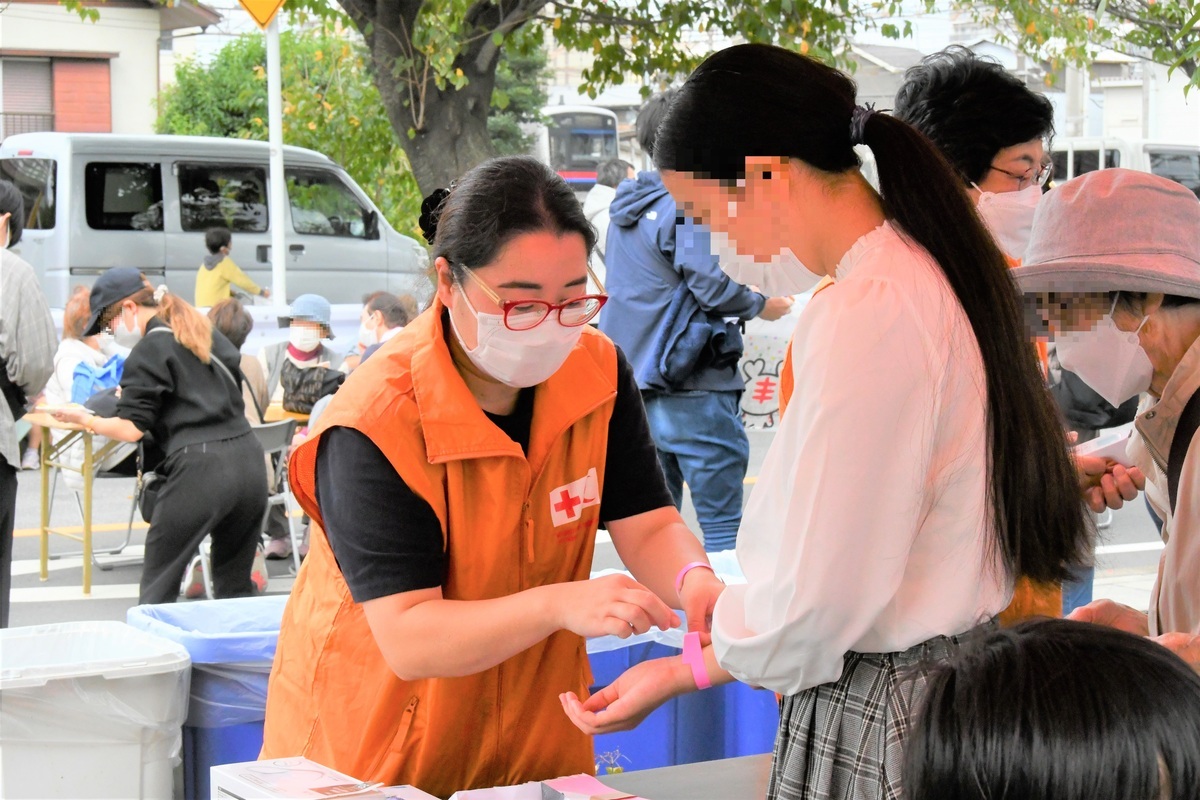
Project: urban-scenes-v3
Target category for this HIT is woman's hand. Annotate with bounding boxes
[560,656,693,735]
[554,574,679,639]
[1076,455,1145,513]
[1068,598,1150,637]
[678,568,726,645]
[49,407,93,428]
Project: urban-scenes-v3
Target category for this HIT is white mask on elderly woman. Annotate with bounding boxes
[289,326,323,353]
[1055,298,1153,407]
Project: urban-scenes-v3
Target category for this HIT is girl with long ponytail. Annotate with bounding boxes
[560,44,1090,799]
[50,268,268,604]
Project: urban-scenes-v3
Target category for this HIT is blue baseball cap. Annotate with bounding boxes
[279,293,334,338]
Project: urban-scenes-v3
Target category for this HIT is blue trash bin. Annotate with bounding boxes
[127,595,289,800]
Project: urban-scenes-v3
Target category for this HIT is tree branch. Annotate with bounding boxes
[472,0,548,73]
[545,0,664,30]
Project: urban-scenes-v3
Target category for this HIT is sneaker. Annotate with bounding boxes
[20,449,39,470]
[250,546,269,593]
[183,555,206,599]
[263,537,292,560]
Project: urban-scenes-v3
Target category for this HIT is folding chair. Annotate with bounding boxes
[251,419,302,573]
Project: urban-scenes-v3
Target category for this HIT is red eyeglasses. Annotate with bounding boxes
[458,265,608,331]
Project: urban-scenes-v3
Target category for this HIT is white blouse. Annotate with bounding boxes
[711,222,1011,696]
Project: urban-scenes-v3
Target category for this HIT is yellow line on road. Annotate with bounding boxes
[14,522,147,539]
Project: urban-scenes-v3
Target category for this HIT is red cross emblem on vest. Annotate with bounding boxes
[549,468,600,527]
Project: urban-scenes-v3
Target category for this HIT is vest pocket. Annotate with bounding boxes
[365,695,419,780]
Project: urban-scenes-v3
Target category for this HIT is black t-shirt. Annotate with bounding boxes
[315,347,674,603]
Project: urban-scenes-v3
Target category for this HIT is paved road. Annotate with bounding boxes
[6,429,1162,628]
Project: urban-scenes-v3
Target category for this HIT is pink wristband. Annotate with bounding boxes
[682,631,711,690]
[675,561,715,595]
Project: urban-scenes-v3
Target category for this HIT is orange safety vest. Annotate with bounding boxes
[261,299,618,798]
[775,273,1060,623]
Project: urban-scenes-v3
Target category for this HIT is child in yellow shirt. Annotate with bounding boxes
[195,227,270,307]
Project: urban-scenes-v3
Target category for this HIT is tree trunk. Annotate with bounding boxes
[344,0,514,198]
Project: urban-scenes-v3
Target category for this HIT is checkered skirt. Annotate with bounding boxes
[766,621,996,800]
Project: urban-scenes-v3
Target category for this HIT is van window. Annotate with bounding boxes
[0,157,55,229]
[85,162,163,231]
[1148,150,1200,198]
[1051,148,1120,180]
[286,168,369,237]
[178,164,268,233]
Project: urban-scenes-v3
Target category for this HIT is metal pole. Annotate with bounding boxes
[266,16,288,305]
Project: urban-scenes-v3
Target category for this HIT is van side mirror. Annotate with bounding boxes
[364,210,380,240]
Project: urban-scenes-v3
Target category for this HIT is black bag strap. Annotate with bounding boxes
[1168,386,1200,516]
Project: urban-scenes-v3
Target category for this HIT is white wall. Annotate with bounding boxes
[0,2,160,134]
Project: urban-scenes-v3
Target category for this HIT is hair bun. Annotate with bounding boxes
[418,187,452,245]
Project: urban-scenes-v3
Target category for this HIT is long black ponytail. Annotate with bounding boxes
[655,43,1089,584]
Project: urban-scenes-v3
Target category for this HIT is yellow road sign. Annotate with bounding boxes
[239,0,286,29]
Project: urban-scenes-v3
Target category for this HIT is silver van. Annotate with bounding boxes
[0,132,430,307]
[1050,137,1200,198]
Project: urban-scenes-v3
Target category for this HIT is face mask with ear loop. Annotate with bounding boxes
[1054,297,1153,407]
[972,183,1042,261]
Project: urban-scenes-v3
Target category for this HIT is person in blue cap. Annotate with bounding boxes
[257,293,342,559]
[258,294,343,405]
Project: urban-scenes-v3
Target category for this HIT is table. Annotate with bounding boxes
[599,754,772,800]
[263,403,309,425]
[24,412,127,595]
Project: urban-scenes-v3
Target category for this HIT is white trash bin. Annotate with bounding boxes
[0,621,191,799]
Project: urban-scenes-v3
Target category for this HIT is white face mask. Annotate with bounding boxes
[112,306,143,348]
[973,183,1042,261]
[448,287,584,388]
[358,318,378,349]
[708,229,821,297]
[1055,300,1153,407]
[95,331,115,352]
[289,326,322,353]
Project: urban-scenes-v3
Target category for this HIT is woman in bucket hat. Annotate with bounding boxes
[1013,168,1200,670]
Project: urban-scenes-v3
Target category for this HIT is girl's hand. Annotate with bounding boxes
[554,574,679,640]
[560,656,693,735]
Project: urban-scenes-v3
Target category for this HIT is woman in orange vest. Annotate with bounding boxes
[260,156,726,797]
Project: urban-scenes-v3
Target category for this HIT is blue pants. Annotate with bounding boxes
[643,390,749,552]
[1062,565,1095,616]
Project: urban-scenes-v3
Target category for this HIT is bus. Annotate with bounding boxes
[530,105,620,195]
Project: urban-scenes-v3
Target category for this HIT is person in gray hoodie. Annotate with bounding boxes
[599,91,792,552]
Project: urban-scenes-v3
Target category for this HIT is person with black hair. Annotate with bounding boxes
[904,618,1200,800]
[600,90,794,553]
[583,157,635,284]
[261,155,726,796]
[561,44,1091,800]
[893,45,1134,617]
[194,226,270,307]
[893,46,1054,264]
[0,179,56,627]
